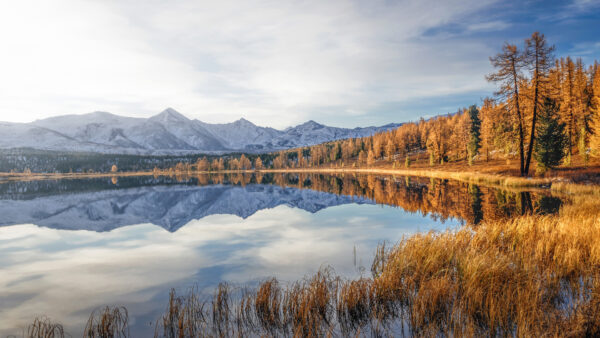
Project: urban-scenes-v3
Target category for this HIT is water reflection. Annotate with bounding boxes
[0,173,563,231]
[0,173,565,335]
[0,204,454,335]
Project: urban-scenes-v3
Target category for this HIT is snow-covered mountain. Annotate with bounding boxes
[0,184,374,232]
[0,108,400,154]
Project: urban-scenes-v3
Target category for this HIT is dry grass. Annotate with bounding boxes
[367,193,600,336]
[84,306,129,338]
[154,287,207,338]
[26,317,65,338]
[550,181,600,196]
[254,278,283,333]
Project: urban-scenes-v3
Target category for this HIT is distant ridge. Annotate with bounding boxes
[0,108,400,154]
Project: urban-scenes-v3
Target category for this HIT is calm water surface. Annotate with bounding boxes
[0,173,563,336]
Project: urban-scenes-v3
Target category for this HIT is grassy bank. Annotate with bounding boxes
[262,167,555,188]
[1,166,593,189]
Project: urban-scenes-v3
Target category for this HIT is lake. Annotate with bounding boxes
[0,173,564,336]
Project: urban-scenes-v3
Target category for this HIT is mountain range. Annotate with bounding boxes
[0,183,373,232]
[0,108,400,154]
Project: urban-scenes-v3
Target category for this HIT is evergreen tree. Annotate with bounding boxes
[467,105,481,165]
[534,98,567,170]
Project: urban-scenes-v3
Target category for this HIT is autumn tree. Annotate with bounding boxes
[175,162,185,172]
[110,164,118,173]
[479,98,497,161]
[358,150,367,166]
[211,158,224,171]
[254,157,263,170]
[367,149,376,166]
[330,143,341,162]
[426,116,450,165]
[341,139,354,160]
[295,148,305,167]
[273,151,287,169]
[574,58,591,162]
[239,154,252,170]
[372,137,382,160]
[487,42,527,175]
[450,110,469,161]
[196,157,209,171]
[560,57,577,164]
[385,137,396,160]
[229,158,240,170]
[310,146,324,167]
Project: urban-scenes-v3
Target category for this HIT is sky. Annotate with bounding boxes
[0,0,599,129]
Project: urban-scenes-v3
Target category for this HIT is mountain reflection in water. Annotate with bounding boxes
[0,173,563,231]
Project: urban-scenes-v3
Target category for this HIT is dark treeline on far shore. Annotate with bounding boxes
[0,148,276,174]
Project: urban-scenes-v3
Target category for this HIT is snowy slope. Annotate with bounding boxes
[0,108,400,154]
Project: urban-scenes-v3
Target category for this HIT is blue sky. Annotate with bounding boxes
[0,0,598,128]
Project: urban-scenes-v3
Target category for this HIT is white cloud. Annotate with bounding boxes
[0,0,499,128]
[467,20,511,32]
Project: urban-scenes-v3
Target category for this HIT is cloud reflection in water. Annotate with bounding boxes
[0,203,455,335]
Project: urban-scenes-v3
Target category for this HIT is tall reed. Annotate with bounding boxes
[26,317,64,338]
[84,306,129,338]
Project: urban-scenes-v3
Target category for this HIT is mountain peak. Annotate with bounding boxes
[233,117,256,127]
[151,108,189,123]
[89,111,114,117]
[298,120,324,128]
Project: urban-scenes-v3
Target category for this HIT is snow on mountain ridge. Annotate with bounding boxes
[1,108,401,154]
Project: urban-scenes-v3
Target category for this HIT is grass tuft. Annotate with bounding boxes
[27,317,65,338]
[84,306,129,338]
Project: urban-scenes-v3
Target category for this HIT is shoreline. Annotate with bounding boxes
[1,167,598,194]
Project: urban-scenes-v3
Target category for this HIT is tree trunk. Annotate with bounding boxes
[512,63,526,176]
[524,54,541,176]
